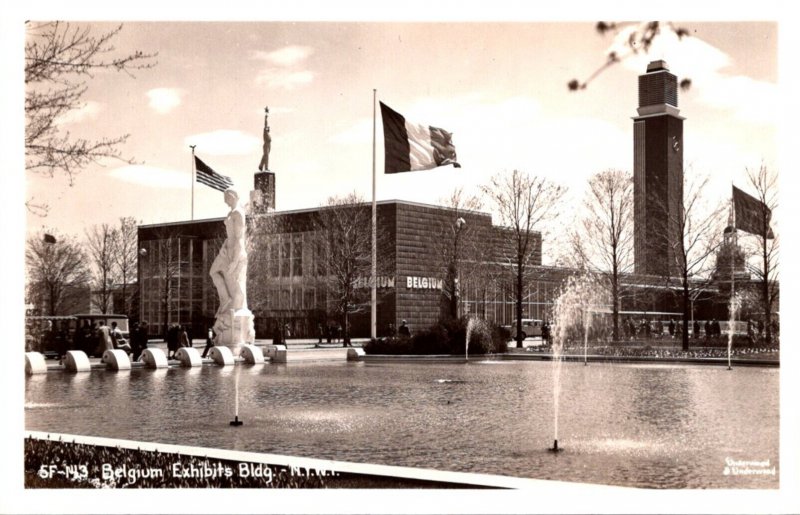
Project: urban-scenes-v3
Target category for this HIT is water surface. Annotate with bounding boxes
[25,360,779,488]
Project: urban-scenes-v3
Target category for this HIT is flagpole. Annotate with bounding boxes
[730,183,735,370]
[731,183,736,298]
[371,89,377,341]
[190,145,197,221]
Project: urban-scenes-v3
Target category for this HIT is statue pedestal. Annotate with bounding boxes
[214,308,255,347]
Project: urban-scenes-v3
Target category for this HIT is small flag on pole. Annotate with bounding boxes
[195,156,234,192]
[733,185,774,238]
[379,102,460,174]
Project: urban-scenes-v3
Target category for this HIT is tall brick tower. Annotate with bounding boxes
[633,60,684,276]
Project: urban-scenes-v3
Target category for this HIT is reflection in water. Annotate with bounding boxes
[24,361,778,488]
[631,367,695,430]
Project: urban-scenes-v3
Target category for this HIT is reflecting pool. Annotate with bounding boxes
[25,360,779,488]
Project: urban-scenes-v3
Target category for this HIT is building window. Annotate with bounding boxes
[269,241,279,277]
[314,240,327,277]
[291,233,303,277]
[303,288,315,310]
[281,240,291,278]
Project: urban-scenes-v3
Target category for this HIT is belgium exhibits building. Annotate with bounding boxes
[137,198,549,339]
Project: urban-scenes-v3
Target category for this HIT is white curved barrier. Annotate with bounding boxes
[102,349,132,371]
[64,350,91,373]
[263,344,286,359]
[209,345,235,366]
[240,344,265,365]
[141,348,168,369]
[347,348,366,361]
[25,352,48,375]
[176,347,202,367]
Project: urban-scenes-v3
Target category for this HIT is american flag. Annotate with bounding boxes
[195,156,234,192]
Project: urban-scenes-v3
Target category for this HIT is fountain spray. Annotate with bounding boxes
[230,345,243,426]
[727,293,742,371]
[547,274,605,451]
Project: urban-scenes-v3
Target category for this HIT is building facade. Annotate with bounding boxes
[138,199,552,339]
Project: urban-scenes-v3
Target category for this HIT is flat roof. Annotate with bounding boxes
[138,198,491,229]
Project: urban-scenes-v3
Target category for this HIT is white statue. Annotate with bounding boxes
[210,188,255,346]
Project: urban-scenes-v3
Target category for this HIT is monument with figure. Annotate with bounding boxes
[253,106,276,211]
[210,188,255,347]
[258,106,271,172]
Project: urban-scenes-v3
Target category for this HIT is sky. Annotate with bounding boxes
[16,15,781,260]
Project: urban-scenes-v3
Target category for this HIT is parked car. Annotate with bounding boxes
[505,319,543,340]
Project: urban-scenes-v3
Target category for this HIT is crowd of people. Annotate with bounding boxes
[69,320,131,358]
[25,437,327,488]
[590,345,778,359]
[165,323,192,360]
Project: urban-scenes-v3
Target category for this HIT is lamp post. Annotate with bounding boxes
[451,217,466,319]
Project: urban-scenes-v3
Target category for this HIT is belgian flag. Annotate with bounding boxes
[380,102,460,174]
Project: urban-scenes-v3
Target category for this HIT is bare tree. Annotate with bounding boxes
[25,22,157,188]
[567,21,692,92]
[312,193,374,346]
[481,170,566,348]
[112,216,140,316]
[85,223,117,313]
[26,231,91,316]
[139,226,186,337]
[570,169,634,341]
[742,164,779,344]
[435,188,484,321]
[245,208,285,321]
[668,174,726,351]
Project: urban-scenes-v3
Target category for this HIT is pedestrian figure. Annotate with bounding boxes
[96,321,113,357]
[317,323,324,346]
[693,320,700,340]
[109,321,121,348]
[166,323,179,359]
[178,325,190,349]
[136,321,149,361]
[398,320,411,338]
[668,319,675,338]
[542,321,551,346]
[202,326,215,358]
[704,320,711,340]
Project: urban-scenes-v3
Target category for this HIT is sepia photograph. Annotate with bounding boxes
[3,2,798,514]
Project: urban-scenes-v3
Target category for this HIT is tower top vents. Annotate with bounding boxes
[646,60,670,72]
[639,60,678,109]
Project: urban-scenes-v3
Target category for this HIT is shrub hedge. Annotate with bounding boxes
[364,318,508,355]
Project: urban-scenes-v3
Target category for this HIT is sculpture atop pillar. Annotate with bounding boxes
[210,188,255,347]
[258,106,271,172]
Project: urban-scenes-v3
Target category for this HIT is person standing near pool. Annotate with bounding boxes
[398,320,411,338]
[202,326,215,358]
